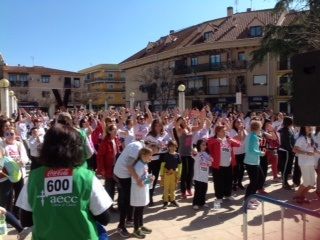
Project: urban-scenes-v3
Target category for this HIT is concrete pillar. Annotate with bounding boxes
[0,79,10,117]
[9,90,14,117]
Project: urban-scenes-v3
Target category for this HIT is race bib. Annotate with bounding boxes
[200,166,208,172]
[222,147,230,153]
[44,168,73,196]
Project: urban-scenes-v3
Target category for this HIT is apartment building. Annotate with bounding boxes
[2,64,86,110]
[120,7,296,113]
[79,64,126,108]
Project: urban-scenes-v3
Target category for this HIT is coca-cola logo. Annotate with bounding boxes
[45,168,72,177]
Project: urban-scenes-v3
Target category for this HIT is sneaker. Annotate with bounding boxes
[258,189,268,195]
[186,189,193,196]
[203,203,210,208]
[163,202,168,209]
[283,184,293,190]
[170,200,180,207]
[247,202,257,210]
[215,198,223,204]
[181,193,187,199]
[193,205,200,210]
[148,201,154,207]
[117,227,130,238]
[225,196,235,201]
[125,220,134,228]
[17,228,32,240]
[132,229,146,239]
[140,226,152,234]
[250,199,260,206]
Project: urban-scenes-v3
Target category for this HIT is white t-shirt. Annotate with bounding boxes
[134,124,149,141]
[16,176,112,216]
[28,136,44,157]
[229,129,246,155]
[113,141,144,178]
[17,122,29,140]
[130,160,150,207]
[295,136,316,166]
[193,152,212,183]
[220,138,232,167]
[192,128,209,146]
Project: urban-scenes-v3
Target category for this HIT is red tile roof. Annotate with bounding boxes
[3,66,84,76]
[121,9,300,64]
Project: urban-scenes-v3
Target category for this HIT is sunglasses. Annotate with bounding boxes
[5,132,15,137]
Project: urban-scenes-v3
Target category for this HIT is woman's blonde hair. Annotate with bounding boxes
[251,120,262,132]
[133,147,153,165]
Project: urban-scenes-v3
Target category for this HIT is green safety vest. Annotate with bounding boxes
[28,166,98,240]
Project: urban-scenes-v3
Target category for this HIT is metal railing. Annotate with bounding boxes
[243,194,320,240]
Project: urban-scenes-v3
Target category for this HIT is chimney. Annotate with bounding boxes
[247,8,251,12]
[227,6,233,17]
[169,30,175,34]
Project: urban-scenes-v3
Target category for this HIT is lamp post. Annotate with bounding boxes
[178,84,186,112]
[9,90,14,117]
[88,99,93,112]
[104,98,108,111]
[0,78,10,117]
[129,91,135,109]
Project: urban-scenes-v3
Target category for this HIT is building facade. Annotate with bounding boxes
[120,7,295,113]
[79,64,126,109]
[2,65,86,110]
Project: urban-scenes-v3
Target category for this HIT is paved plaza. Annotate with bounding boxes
[4,171,320,240]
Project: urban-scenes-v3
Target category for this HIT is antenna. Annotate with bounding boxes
[31,56,35,66]
[251,0,253,9]
[235,0,239,12]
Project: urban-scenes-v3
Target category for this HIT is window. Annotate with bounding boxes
[191,57,198,66]
[109,84,114,89]
[210,54,221,65]
[203,31,213,41]
[74,78,80,88]
[8,74,28,87]
[42,91,50,98]
[41,75,50,83]
[9,74,17,82]
[253,75,267,85]
[238,52,246,61]
[208,78,229,94]
[250,26,263,37]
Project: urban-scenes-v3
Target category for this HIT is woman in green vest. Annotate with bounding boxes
[16,124,112,240]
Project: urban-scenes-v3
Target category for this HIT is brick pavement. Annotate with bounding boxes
[4,172,320,240]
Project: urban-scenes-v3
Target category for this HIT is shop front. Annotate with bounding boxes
[248,96,268,111]
[205,97,236,112]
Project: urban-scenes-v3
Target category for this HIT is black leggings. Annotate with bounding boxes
[213,166,233,199]
[148,159,162,202]
[257,156,268,190]
[193,180,208,206]
[12,178,24,217]
[117,177,133,229]
[133,206,144,231]
[180,156,194,193]
[6,211,23,232]
[233,154,245,185]
[245,164,260,199]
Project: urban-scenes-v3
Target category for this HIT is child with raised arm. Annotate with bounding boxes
[192,139,212,210]
[160,140,182,209]
[130,148,154,239]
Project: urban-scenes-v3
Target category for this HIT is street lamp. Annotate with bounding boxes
[88,99,93,112]
[0,78,10,117]
[129,91,135,109]
[9,90,14,117]
[178,84,186,112]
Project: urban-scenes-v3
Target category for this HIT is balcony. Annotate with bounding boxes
[185,84,246,96]
[173,61,248,75]
[9,81,29,87]
[84,78,125,84]
[277,60,291,71]
[277,86,292,97]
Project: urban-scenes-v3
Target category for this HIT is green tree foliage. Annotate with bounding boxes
[251,0,320,67]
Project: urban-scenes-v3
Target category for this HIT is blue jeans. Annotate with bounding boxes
[97,223,109,240]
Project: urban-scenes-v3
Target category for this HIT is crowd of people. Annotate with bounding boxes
[0,105,319,239]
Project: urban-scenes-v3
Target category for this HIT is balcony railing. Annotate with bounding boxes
[277,86,292,96]
[277,61,291,70]
[9,81,29,87]
[173,61,248,75]
[185,84,246,96]
[84,78,125,84]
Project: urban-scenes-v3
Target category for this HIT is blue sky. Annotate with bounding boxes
[1,0,278,72]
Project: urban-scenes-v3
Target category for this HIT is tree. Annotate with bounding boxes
[136,62,175,111]
[251,0,320,67]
